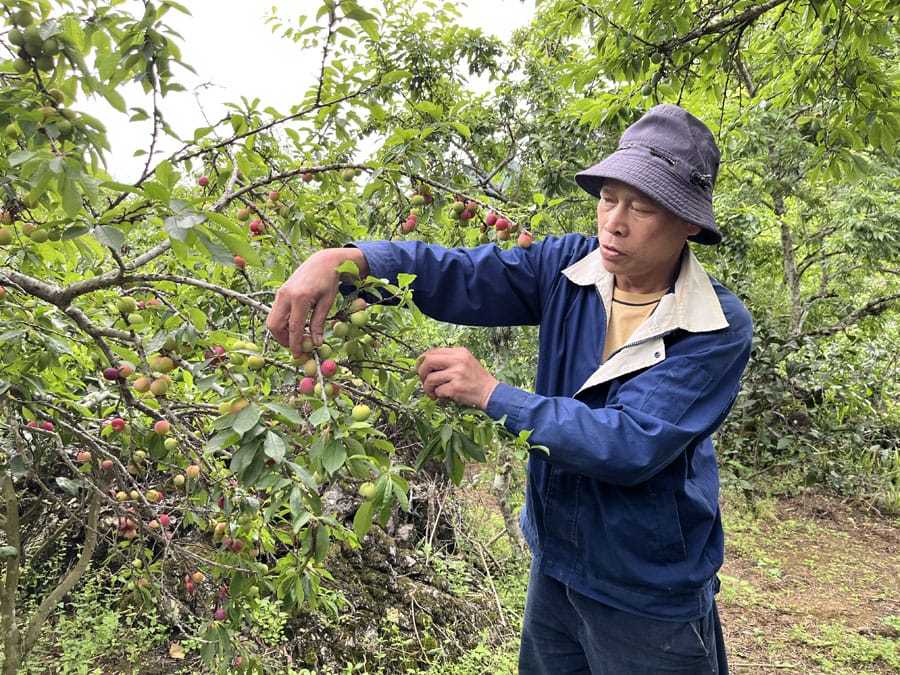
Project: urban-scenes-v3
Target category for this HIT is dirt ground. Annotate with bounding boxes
[717,491,899,674]
[445,482,899,675]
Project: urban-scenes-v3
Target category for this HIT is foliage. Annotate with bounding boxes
[16,574,168,674]
[0,0,526,671]
[0,0,898,671]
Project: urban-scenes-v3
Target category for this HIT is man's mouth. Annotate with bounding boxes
[601,244,625,256]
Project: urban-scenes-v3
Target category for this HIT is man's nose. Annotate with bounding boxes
[601,204,628,236]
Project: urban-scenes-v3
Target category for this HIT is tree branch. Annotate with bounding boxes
[666,0,793,48]
[799,293,900,340]
[797,249,844,279]
[21,487,101,658]
[169,85,378,166]
[125,274,270,313]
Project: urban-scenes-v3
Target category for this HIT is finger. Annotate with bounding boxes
[288,295,312,358]
[266,290,292,347]
[417,350,460,381]
[433,381,457,400]
[266,304,286,347]
[422,369,454,398]
[309,287,336,346]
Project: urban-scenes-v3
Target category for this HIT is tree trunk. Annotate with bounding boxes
[775,193,803,334]
[20,487,101,661]
[492,452,526,557]
[1,473,22,675]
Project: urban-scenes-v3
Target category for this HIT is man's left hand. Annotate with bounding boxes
[417,347,499,410]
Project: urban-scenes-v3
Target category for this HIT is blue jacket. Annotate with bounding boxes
[353,233,753,621]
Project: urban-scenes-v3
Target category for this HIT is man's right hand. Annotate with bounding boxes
[266,247,369,357]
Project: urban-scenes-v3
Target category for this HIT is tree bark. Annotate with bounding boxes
[21,487,101,660]
[491,453,526,557]
[775,193,803,334]
[1,473,22,675]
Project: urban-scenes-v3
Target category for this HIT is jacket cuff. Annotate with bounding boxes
[346,241,400,282]
[484,382,531,430]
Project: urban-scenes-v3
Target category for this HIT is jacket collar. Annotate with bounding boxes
[561,243,728,334]
[561,243,729,393]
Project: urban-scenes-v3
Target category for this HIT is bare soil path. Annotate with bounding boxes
[718,491,899,674]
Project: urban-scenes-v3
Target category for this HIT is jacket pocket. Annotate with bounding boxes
[601,483,687,565]
[544,467,581,548]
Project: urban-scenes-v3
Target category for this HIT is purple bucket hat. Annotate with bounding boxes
[575,104,722,245]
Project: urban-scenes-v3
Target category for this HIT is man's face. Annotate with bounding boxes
[595,179,700,288]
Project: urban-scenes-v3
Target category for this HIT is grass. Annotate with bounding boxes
[788,621,900,673]
[14,574,168,675]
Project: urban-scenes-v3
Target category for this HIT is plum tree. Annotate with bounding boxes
[2,0,891,672]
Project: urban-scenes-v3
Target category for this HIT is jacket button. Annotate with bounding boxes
[653,351,661,359]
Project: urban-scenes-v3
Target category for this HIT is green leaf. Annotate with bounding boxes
[141,181,170,202]
[93,225,124,250]
[164,199,205,241]
[99,181,138,193]
[287,461,318,491]
[101,84,127,113]
[193,126,214,141]
[341,1,376,22]
[205,430,239,452]
[289,487,308,531]
[414,434,439,471]
[451,121,471,138]
[61,176,82,217]
[264,431,286,463]
[322,440,346,474]
[0,546,18,560]
[353,501,374,540]
[232,403,261,435]
[335,260,360,277]
[381,69,412,85]
[8,150,34,167]
[155,161,178,188]
[262,402,302,425]
[230,442,257,474]
[186,307,208,331]
[439,423,453,449]
[396,272,416,288]
[445,447,464,485]
[161,0,191,15]
[314,526,330,562]
[309,406,331,427]
[455,431,486,462]
[392,477,410,512]
[415,101,444,120]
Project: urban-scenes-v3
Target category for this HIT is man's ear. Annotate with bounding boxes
[683,220,701,237]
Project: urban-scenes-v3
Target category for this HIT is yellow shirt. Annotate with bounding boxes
[602,286,668,362]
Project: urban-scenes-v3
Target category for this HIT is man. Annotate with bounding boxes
[267,104,752,674]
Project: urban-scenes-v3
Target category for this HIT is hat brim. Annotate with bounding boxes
[575,150,721,245]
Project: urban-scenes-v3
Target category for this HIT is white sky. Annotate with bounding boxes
[81,1,536,181]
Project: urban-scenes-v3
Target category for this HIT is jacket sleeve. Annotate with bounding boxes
[484,325,753,486]
[350,239,549,326]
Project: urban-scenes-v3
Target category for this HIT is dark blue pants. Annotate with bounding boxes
[519,563,728,674]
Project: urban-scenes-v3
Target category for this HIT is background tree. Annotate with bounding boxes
[1,0,897,671]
